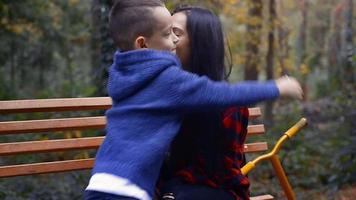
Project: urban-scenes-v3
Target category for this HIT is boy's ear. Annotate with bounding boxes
[134,36,148,49]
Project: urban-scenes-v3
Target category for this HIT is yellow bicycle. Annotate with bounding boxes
[242,118,308,200]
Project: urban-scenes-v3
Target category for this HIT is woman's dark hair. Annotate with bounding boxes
[172,6,232,81]
[168,6,233,174]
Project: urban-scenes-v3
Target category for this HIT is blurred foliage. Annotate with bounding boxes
[0,0,96,99]
[0,0,355,199]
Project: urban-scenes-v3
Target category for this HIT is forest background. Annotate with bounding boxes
[0,0,355,199]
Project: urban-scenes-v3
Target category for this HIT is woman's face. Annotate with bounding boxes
[172,12,191,70]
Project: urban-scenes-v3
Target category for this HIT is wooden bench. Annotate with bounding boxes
[0,97,288,200]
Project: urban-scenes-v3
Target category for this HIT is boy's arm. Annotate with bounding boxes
[156,67,280,113]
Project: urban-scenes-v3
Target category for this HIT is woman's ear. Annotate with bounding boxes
[134,36,147,49]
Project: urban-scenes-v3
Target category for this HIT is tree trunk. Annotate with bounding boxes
[90,0,103,95]
[91,0,115,96]
[264,0,276,126]
[341,0,354,84]
[244,0,263,80]
[277,26,290,75]
[10,39,16,98]
[296,0,309,101]
[328,2,345,82]
[276,0,290,76]
[296,0,308,69]
[38,47,45,89]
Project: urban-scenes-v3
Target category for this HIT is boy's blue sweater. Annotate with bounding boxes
[92,49,279,198]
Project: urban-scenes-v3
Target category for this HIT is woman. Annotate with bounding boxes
[158,6,250,200]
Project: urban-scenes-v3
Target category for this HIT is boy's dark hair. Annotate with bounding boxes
[109,0,164,51]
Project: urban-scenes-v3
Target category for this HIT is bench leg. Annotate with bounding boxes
[269,155,296,200]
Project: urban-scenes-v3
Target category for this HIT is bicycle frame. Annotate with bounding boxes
[241,118,308,200]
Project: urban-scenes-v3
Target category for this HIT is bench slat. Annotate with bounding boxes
[0,97,111,113]
[0,159,94,178]
[0,138,267,155]
[0,97,262,118]
[250,195,274,200]
[247,125,265,135]
[0,98,268,180]
[0,117,265,135]
[0,117,106,135]
[248,107,262,119]
[0,137,104,156]
[0,142,268,178]
[244,142,268,153]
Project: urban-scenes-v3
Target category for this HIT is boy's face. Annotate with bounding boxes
[143,6,178,53]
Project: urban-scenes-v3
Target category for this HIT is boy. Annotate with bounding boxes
[84,0,302,200]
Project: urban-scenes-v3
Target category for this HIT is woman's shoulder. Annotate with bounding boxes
[222,106,249,131]
[223,106,249,119]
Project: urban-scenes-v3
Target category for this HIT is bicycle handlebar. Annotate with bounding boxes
[241,118,308,175]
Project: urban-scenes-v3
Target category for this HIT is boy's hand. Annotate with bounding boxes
[276,76,303,100]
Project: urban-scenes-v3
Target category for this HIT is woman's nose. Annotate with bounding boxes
[172,33,179,44]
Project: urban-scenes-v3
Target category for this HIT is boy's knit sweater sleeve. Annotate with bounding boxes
[157,66,279,112]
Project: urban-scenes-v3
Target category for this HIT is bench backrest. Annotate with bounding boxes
[0,97,267,178]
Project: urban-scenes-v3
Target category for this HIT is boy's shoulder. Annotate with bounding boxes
[112,49,182,72]
[114,49,180,65]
